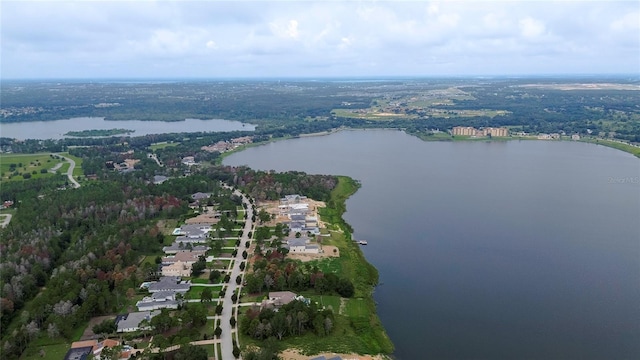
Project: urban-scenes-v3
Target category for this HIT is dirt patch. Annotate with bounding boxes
[286,245,339,262]
[185,213,220,225]
[256,199,326,228]
[280,349,388,360]
[79,315,115,340]
[339,298,347,316]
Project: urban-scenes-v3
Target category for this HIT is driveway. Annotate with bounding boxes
[0,214,12,228]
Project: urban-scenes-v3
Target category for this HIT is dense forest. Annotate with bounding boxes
[1,78,639,143]
[0,134,340,359]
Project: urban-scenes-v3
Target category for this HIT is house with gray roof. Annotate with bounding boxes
[152,175,169,184]
[116,310,159,333]
[172,224,211,241]
[163,243,209,254]
[268,291,297,306]
[136,291,179,311]
[147,276,191,293]
[285,237,319,254]
[191,192,210,201]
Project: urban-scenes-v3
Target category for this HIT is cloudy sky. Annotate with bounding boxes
[1,1,638,79]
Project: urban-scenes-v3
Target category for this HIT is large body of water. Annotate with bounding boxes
[224,129,640,359]
[0,117,255,140]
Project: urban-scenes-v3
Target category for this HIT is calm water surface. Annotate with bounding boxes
[0,117,255,140]
[225,130,640,359]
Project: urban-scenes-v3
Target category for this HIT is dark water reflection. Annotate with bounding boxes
[225,130,640,359]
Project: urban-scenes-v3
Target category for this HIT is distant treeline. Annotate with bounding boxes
[1,79,638,143]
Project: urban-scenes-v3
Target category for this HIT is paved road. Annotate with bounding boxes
[55,154,80,188]
[219,186,254,360]
[0,214,12,228]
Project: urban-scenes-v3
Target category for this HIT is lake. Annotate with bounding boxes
[224,129,640,359]
[0,117,255,140]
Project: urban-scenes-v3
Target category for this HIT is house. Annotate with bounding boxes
[285,238,320,254]
[147,276,191,293]
[181,156,198,166]
[572,134,581,140]
[268,291,297,306]
[191,192,210,201]
[280,194,306,205]
[115,310,159,333]
[66,339,124,360]
[289,214,306,222]
[153,175,168,184]
[136,291,180,311]
[70,340,98,349]
[162,243,209,254]
[64,345,94,360]
[162,250,206,265]
[289,221,305,233]
[161,260,192,277]
[172,224,212,241]
[92,339,122,359]
[537,133,552,140]
[231,136,253,144]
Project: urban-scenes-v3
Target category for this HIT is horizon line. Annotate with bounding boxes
[2,73,640,82]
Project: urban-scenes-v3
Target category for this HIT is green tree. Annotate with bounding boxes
[201,287,213,303]
[174,344,207,360]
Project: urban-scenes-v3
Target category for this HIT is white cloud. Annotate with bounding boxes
[610,12,640,31]
[519,17,546,39]
[269,19,300,39]
[1,1,638,78]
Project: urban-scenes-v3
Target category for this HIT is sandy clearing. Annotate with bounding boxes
[280,349,388,360]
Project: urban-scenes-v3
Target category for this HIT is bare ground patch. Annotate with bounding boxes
[286,245,339,262]
[281,349,388,360]
[79,315,115,340]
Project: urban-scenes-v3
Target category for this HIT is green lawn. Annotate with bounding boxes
[185,285,222,299]
[141,254,162,267]
[239,310,392,355]
[307,257,342,275]
[149,142,179,151]
[191,278,212,284]
[0,153,66,182]
[308,294,341,313]
[207,259,231,270]
[345,298,368,318]
[21,342,69,360]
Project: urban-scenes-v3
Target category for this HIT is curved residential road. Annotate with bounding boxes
[219,186,254,360]
[55,154,80,188]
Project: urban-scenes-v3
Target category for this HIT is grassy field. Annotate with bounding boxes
[60,152,84,177]
[149,141,179,151]
[185,285,222,300]
[308,294,341,313]
[0,153,66,181]
[207,259,232,270]
[21,341,69,360]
